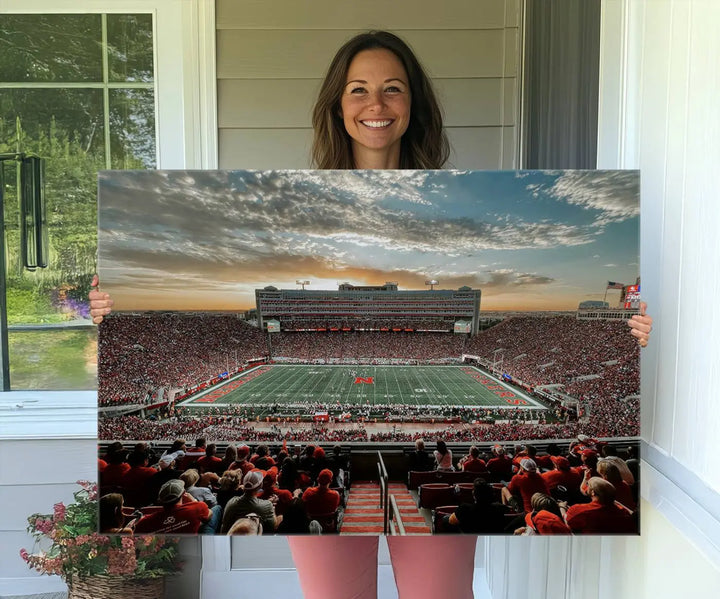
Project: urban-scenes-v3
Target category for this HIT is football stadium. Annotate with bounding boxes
[98,282,641,535]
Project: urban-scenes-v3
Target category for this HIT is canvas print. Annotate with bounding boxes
[97,169,640,536]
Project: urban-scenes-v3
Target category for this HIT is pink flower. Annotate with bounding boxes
[107,547,137,576]
[53,503,66,522]
[19,548,29,562]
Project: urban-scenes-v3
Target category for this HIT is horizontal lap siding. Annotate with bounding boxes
[216,0,521,169]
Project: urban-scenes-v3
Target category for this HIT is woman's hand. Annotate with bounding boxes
[89,274,114,324]
[628,301,653,348]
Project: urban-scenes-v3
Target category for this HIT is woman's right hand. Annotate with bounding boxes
[89,274,114,324]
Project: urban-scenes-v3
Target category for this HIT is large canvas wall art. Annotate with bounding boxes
[97,169,640,535]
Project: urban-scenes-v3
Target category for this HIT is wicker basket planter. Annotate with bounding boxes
[67,575,164,599]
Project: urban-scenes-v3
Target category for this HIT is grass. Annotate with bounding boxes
[180,364,544,414]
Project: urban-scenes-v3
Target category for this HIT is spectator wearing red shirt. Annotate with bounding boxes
[258,467,295,515]
[135,479,220,534]
[100,447,130,489]
[302,469,340,516]
[195,443,223,474]
[229,445,254,475]
[564,478,636,534]
[457,446,487,473]
[518,493,571,535]
[597,460,636,511]
[541,456,583,495]
[502,459,550,513]
[121,449,158,507]
[486,445,513,481]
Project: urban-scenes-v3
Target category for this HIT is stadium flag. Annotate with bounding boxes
[606,281,624,290]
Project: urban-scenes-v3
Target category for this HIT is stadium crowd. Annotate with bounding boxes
[98,314,266,406]
[271,331,466,362]
[98,435,638,536]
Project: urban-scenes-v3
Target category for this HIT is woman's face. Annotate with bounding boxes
[340,48,411,163]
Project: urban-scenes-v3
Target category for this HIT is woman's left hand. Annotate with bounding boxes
[628,301,653,348]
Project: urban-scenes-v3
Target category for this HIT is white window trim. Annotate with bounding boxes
[0,0,217,425]
[0,0,218,169]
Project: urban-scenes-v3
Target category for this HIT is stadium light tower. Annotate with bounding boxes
[425,279,439,291]
[296,279,310,290]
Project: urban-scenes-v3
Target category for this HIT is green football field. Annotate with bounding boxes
[179,364,545,412]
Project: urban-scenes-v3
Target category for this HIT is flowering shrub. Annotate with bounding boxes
[20,481,181,580]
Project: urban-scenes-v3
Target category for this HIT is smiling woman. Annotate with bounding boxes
[311,31,448,170]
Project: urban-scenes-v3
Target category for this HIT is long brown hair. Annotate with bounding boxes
[311,31,449,169]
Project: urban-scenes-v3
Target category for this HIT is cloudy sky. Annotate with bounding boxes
[98,169,640,312]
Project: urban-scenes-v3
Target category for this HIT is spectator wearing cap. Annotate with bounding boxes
[180,468,218,508]
[517,493,571,535]
[502,459,550,513]
[564,477,636,534]
[180,437,206,470]
[541,456,583,496]
[229,445,254,476]
[302,469,341,516]
[486,445,513,481]
[447,478,509,534]
[569,434,597,456]
[457,445,487,474]
[195,443,224,475]
[147,450,184,503]
[221,471,282,534]
[135,479,220,534]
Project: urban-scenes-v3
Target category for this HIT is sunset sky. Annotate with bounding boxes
[98,169,640,312]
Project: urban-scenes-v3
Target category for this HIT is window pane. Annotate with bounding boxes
[107,14,154,83]
[0,14,102,82]
[110,88,156,168]
[9,329,97,390]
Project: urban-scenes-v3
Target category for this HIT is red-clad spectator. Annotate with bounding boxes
[195,443,224,474]
[597,460,636,511]
[258,467,295,515]
[100,447,130,489]
[121,449,158,507]
[502,459,550,513]
[518,493,571,535]
[541,456,583,495]
[302,469,340,515]
[564,478,636,534]
[486,446,513,480]
[135,479,219,534]
[457,446,487,473]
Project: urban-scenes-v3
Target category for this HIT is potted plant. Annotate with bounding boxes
[20,480,182,599]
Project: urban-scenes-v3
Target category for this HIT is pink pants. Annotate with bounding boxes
[288,536,477,599]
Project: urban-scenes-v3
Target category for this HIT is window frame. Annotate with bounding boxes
[0,0,216,423]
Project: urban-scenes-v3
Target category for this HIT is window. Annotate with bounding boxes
[0,12,156,389]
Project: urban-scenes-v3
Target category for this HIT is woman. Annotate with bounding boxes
[433,439,454,471]
[90,30,653,599]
